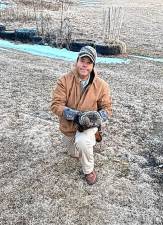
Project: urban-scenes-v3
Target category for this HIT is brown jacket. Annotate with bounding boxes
[51,68,112,136]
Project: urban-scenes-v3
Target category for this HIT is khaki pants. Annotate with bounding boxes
[62,127,98,174]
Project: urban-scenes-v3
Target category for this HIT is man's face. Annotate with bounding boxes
[76,56,94,79]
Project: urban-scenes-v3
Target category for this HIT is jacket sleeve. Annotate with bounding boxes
[51,77,67,117]
[97,81,112,117]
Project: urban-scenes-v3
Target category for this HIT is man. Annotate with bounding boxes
[51,46,112,185]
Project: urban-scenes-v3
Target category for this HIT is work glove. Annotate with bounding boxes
[98,109,109,123]
[63,107,80,120]
[74,111,102,132]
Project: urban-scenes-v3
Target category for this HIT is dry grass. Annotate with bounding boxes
[0,7,36,23]
[13,0,62,11]
[1,0,163,56]
[0,0,74,45]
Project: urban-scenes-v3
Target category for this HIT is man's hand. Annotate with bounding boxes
[63,107,80,120]
[98,109,109,122]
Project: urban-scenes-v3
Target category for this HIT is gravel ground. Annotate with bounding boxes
[0,0,163,224]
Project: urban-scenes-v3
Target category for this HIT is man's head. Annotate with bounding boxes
[78,46,97,65]
[76,46,97,79]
